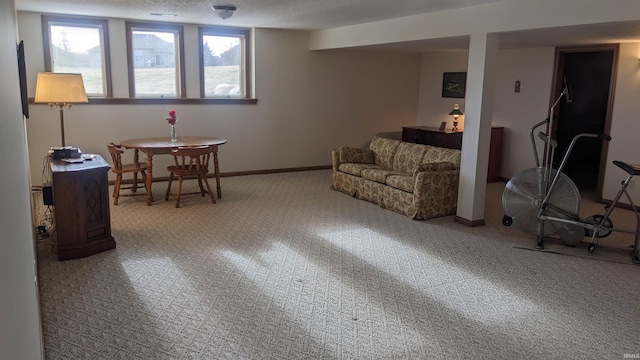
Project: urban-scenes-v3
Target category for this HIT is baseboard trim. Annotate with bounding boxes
[110,165,332,185]
[220,165,332,178]
[454,216,486,227]
[600,198,640,212]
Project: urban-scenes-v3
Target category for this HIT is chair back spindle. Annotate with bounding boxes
[106,142,148,205]
[165,146,216,207]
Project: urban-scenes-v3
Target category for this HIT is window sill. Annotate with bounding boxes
[30,98,258,105]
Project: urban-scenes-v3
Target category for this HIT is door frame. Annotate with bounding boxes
[550,44,619,202]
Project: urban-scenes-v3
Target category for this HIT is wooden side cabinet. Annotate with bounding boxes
[50,155,115,260]
[402,126,463,149]
[402,126,504,182]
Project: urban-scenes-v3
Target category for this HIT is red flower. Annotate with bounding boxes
[166,109,178,125]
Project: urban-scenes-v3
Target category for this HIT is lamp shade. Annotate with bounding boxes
[34,72,88,104]
[448,104,463,117]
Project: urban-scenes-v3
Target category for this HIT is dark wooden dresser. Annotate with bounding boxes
[402,126,504,182]
[50,155,115,260]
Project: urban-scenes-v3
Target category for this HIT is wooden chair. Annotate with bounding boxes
[165,145,217,208]
[107,143,148,205]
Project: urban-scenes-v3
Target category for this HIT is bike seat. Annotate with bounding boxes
[613,160,640,176]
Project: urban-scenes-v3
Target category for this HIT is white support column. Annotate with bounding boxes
[0,0,43,358]
[455,32,499,226]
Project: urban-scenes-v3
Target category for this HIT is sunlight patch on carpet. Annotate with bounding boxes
[220,243,437,358]
[317,227,544,326]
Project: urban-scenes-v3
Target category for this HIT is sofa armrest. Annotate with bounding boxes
[413,169,460,219]
[414,168,459,189]
[331,148,340,171]
[414,165,459,194]
[337,147,375,164]
[412,162,456,178]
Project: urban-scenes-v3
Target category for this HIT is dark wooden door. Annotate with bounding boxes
[552,46,616,199]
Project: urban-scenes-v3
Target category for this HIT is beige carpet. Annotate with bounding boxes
[36,170,640,359]
[512,239,638,265]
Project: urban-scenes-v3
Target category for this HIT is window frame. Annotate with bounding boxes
[41,15,113,98]
[198,26,252,99]
[125,21,186,98]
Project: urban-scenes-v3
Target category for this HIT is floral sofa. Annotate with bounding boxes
[331,136,461,220]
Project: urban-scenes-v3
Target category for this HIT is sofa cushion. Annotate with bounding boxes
[385,174,414,193]
[392,142,428,174]
[361,168,404,184]
[369,136,400,170]
[338,147,374,164]
[422,146,461,167]
[338,163,379,177]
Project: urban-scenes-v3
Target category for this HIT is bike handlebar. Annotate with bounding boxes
[575,133,611,142]
[553,133,612,178]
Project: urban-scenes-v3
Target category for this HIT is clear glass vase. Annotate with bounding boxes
[170,124,177,143]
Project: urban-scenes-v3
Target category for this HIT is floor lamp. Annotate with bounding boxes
[34,72,88,147]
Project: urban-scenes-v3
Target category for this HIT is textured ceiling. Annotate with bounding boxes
[15,0,504,31]
[15,0,640,52]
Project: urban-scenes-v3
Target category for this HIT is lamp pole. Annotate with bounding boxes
[59,107,66,147]
[51,103,71,147]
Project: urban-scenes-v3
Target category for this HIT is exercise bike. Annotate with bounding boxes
[501,84,640,264]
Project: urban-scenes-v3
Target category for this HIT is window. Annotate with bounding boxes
[42,15,112,97]
[126,22,185,98]
[199,26,251,98]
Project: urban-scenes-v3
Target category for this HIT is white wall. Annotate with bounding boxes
[0,1,43,358]
[493,45,640,206]
[603,42,640,204]
[416,44,640,207]
[417,51,469,129]
[418,48,556,180]
[18,12,421,185]
[311,0,640,208]
[492,48,556,178]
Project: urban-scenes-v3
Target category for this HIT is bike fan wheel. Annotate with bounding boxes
[502,167,581,236]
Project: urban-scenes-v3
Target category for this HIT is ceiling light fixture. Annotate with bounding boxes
[212,5,237,20]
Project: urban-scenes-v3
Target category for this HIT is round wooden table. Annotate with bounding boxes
[120,136,227,205]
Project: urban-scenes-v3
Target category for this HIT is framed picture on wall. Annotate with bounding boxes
[17,41,29,118]
[442,72,466,98]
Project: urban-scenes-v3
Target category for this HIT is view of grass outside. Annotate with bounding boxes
[47,20,249,99]
[50,24,106,96]
[203,65,241,96]
[55,65,240,97]
[202,34,243,97]
[130,29,179,97]
[133,68,178,97]
[55,66,104,95]
[131,66,241,97]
